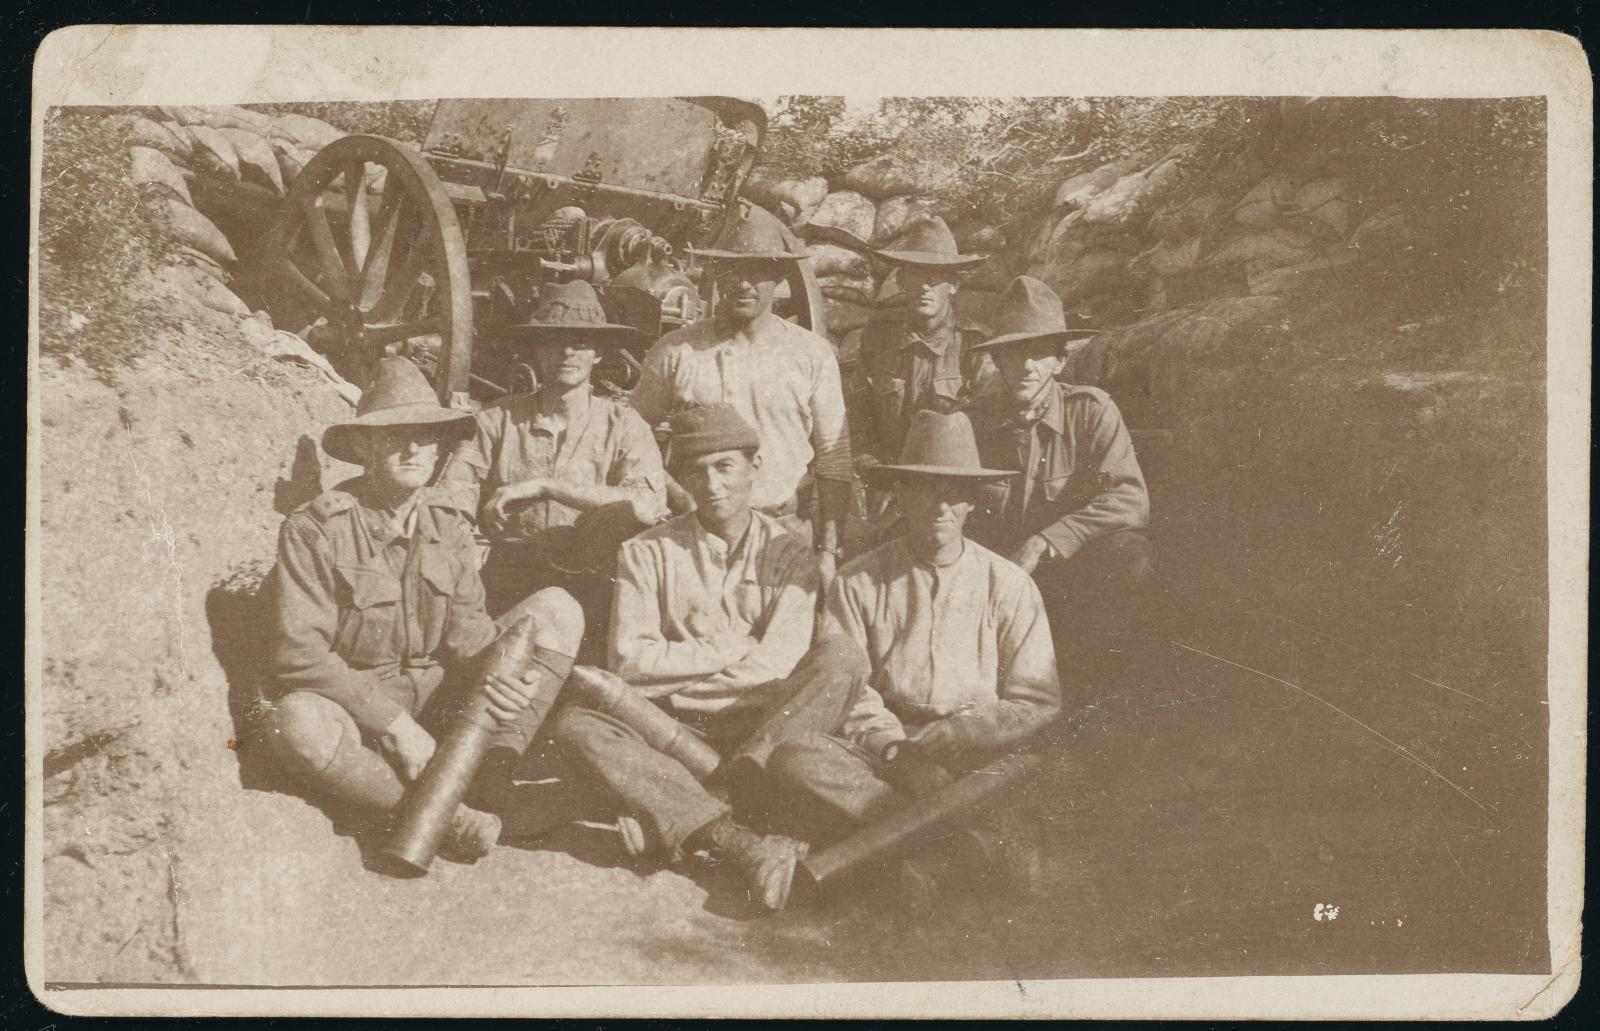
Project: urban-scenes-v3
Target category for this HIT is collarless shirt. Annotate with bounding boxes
[971,380,1150,559]
[823,537,1060,758]
[630,314,853,509]
[439,389,665,543]
[610,509,819,715]
[270,480,498,735]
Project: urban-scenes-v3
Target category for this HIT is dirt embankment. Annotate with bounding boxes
[35,99,1551,986]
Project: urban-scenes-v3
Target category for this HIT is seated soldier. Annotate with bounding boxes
[967,276,1156,699]
[552,403,871,911]
[766,409,1062,844]
[266,357,585,859]
[438,279,667,650]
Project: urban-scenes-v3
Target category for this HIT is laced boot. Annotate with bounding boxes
[702,815,809,912]
[442,805,502,862]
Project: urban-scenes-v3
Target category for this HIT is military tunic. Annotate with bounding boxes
[268,481,499,736]
[970,380,1149,559]
[852,308,995,464]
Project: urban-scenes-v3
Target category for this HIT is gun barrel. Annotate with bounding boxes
[797,752,1044,893]
[382,617,540,873]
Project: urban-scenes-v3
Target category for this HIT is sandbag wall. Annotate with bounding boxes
[102,104,361,402]
[741,99,1443,388]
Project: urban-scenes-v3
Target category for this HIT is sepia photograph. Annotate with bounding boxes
[25,27,1587,1019]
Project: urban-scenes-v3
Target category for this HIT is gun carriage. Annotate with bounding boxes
[266,97,823,407]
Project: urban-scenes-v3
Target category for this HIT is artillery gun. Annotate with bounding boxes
[265,97,823,407]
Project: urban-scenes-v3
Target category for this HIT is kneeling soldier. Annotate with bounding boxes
[967,276,1156,699]
[552,403,870,911]
[767,410,1062,843]
[266,358,584,859]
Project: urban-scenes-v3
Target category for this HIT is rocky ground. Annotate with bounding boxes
[34,99,1551,989]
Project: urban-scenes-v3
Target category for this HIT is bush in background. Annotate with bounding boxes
[247,100,437,145]
[37,107,181,376]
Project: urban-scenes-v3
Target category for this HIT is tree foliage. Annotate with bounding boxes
[756,95,1267,225]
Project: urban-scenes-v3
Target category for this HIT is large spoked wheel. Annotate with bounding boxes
[266,135,474,407]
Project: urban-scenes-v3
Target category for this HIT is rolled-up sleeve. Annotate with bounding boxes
[437,408,501,524]
[807,341,854,484]
[1037,397,1149,559]
[610,407,669,509]
[269,517,405,736]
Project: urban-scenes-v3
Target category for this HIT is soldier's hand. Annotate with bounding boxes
[380,712,437,782]
[485,480,546,532]
[483,671,536,724]
[1008,535,1050,576]
[880,742,956,798]
[907,719,967,768]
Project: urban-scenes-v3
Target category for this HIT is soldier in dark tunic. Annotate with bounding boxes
[966,277,1157,700]
[266,358,585,858]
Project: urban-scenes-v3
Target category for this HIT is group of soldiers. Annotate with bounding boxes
[264,203,1153,912]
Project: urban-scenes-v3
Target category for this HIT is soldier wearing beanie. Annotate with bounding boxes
[551,403,872,912]
[631,202,854,591]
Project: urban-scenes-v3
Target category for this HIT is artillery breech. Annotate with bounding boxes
[382,617,539,873]
[797,752,1044,894]
[566,675,722,781]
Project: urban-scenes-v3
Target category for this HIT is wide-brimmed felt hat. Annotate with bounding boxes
[872,216,986,273]
[322,357,474,465]
[508,279,644,346]
[863,409,1012,487]
[969,275,1099,353]
[689,200,809,263]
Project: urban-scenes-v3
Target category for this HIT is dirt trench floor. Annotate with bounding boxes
[36,297,1550,988]
[95,611,1549,988]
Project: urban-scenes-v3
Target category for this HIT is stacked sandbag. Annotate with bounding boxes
[236,313,363,406]
[806,190,878,240]
[872,195,945,244]
[741,171,829,225]
[104,104,348,340]
[841,153,963,200]
[1006,107,1375,314]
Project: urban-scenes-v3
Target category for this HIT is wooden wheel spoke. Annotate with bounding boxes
[359,188,406,311]
[275,256,334,312]
[369,219,433,323]
[298,192,351,303]
[345,160,371,274]
[269,135,470,404]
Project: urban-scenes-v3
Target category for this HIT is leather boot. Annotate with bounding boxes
[703,816,809,912]
[443,805,502,861]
